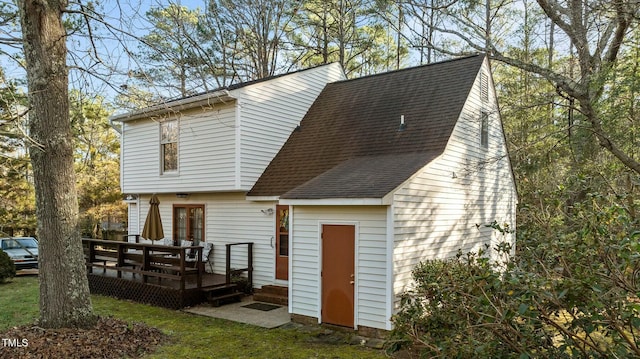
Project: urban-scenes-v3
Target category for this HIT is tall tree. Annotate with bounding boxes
[198,0,239,87]
[70,91,124,239]
[0,69,35,236]
[206,0,297,80]
[401,0,640,175]
[292,0,402,76]
[0,2,22,59]
[134,3,210,98]
[18,0,95,328]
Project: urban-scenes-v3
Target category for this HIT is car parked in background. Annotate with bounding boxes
[0,237,39,270]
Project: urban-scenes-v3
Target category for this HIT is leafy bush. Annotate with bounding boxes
[230,270,253,294]
[389,196,640,358]
[0,249,16,283]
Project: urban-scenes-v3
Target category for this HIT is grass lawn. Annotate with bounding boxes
[0,275,387,358]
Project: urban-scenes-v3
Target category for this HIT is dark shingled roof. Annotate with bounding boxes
[248,54,485,199]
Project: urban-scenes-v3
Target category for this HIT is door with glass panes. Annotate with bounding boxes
[275,205,289,280]
[173,205,204,246]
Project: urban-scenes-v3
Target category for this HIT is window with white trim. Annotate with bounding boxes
[160,120,178,173]
[480,111,489,148]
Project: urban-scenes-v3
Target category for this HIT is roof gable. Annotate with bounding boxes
[110,63,343,122]
[248,55,486,199]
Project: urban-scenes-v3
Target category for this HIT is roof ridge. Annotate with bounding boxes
[164,62,342,103]
[331,53,484,85]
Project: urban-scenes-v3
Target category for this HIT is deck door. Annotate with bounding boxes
[321,224,355,328]
[275,205,289,280]
[173,205,204,246]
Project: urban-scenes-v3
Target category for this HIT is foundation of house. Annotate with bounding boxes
[253,285,288,305]
[290,313,389,340]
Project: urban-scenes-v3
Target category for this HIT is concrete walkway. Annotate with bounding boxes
[183,296,290,329]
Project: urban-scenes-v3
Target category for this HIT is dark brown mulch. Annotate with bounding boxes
[0,317,168,359]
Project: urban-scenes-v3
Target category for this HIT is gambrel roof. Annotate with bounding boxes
[248,54,486,199]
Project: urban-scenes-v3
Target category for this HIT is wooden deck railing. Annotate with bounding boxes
[82,238,203,291]
[225,242,253,290]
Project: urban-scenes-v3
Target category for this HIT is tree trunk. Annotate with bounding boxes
[19,0,96,328]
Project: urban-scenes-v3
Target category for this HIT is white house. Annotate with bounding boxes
[110,63,346,288]
[247,54,516,333]
[114,55,516,334]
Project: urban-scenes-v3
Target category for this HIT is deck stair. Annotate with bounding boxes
[253,285,288,306]
[202,284,243,307]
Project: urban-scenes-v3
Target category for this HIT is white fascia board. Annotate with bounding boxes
[279,197,391,206]
[245,195,280,202]
[109,90,236,122]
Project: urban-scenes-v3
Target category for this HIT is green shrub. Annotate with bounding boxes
[230,270,253,294]
[387,246,555,358]
[388,197,640,358]
[0,249,16,283]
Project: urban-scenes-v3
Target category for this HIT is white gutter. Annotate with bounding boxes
[108,118,122,134]
[278,197,391,206]
[109,89,236,123]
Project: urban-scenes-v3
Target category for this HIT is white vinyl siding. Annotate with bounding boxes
[127,202,139,236]
[135,193,276,287]
[290,206,389,330]
[120,63,345,194]
[121,105,237,193]
[120,119,158,192]
[392,59,516,307]
[238,63,345,189]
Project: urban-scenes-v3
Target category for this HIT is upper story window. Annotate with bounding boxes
[161,120,178,173]
[480,111,489,148]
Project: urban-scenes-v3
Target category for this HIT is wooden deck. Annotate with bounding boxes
[83,239,253,309]
[89,266,228,289]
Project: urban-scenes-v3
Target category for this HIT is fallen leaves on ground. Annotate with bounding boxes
[0,316,168,359]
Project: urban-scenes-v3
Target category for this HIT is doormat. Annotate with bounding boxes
[242,302,281,311]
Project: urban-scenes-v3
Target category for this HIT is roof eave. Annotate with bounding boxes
[109,89,236,122]
[279,197,391,206]
[245,195,280,202]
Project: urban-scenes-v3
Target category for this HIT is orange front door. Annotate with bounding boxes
[275,205,289,280]
[321,224,355,328]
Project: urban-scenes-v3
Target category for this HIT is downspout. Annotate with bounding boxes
[108,117,124,194]
[235,99,242,189]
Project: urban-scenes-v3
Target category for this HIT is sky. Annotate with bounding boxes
[70,0,208,101]
[1,0,209,104]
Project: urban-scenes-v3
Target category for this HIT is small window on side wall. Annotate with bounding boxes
[480,111,489,148]
[160,120,178,173]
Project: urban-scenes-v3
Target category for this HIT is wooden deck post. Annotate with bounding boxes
[142,246,150,284]
[225,244,232,285]
[248,242,253,289]
[87,241,95,274]
[179,247,186,291]
[197,247,203,289]
[116,242,125,278]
